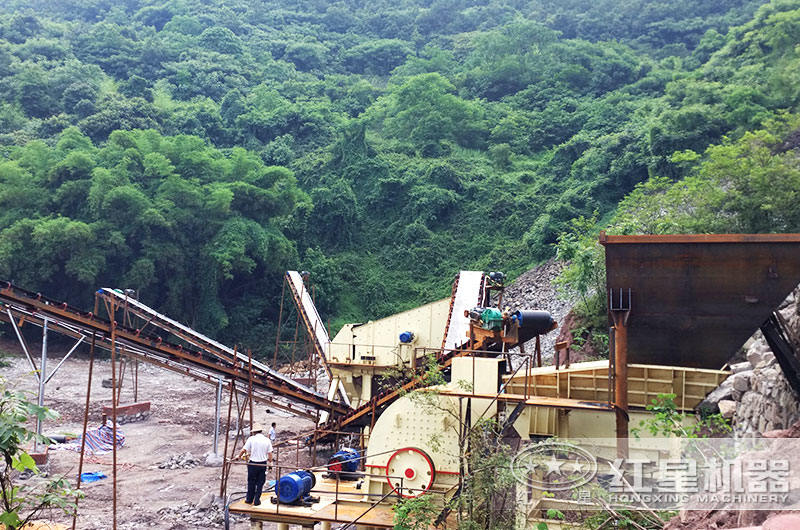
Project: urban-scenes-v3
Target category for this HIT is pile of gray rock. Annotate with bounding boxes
[157,495,227,527]
[158,452,199,469]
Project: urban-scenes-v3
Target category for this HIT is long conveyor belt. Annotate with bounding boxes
[0,281,349,419]
[284,272,350,406]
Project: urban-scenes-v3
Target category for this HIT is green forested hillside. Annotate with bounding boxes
[1,0,799,357]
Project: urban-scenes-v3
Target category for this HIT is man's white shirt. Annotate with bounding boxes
[244,433,273,462]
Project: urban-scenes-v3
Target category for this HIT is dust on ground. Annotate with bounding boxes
[1,335,317,529]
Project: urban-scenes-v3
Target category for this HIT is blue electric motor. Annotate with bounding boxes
[399,331,415,343]
[277,469,315,504]
[327,447,360,474]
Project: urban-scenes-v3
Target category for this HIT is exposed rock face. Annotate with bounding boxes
[731,345,800,436]
[700,286,800,437]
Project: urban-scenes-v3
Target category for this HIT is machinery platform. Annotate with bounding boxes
[228,472,449,528]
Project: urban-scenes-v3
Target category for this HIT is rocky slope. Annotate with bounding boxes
[502,259,573,363]
[699,286,800,436]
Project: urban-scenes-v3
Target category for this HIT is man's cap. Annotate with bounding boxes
[250,423,263,434]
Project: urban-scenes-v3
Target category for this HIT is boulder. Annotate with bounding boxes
[696,378,734,413]
[763,513,800,530]
[733,371,753,392]
[101,378,121,388]
[718,400,737,419]
[746,349,764,367]
[730,361,752,374]
[196,492,214,510]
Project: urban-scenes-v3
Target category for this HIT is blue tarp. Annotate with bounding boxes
[80,471,107,483]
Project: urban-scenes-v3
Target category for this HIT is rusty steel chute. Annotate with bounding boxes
[601,233,800,369]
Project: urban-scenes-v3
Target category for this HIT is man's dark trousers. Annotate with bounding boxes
[246,461,267,505]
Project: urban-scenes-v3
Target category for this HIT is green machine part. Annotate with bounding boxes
[480,308,504,331]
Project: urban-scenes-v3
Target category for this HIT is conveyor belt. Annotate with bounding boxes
[97,288,324,402]
[0,268,486,428]
[285,272,350,406]
[0,281,349,419]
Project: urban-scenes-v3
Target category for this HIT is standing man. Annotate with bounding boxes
[269,422,276,443]
[238,423,273,506]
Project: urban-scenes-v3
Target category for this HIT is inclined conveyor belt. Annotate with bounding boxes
[98,288,324,400]
[0,281,348,419]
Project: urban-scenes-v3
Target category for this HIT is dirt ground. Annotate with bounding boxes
[1,335,319,529]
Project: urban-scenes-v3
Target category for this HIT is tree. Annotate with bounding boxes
[0,378,80,529]
[379,73,488,151]
[283,42,328,72]
[343,39,413,75]
[198,27,244,55]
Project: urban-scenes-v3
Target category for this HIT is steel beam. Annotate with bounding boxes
[214,376,223,455]
[0,282,348,417]
[612,313,629,459]
[45,335,85,385]
[6,307,38,379]
[35,319,48,452]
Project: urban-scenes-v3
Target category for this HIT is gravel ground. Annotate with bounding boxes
[0,335,315,530]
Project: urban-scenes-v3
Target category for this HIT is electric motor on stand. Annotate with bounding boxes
[274,469,318,505]
[326,447,361,480]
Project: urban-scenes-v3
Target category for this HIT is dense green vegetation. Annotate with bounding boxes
[1,0,799,356]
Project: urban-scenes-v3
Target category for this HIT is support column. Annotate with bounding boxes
[110,305,119,530]
[613,315,628,459]
[321,522,331,530]
[35,319,48,452]
[214,376,223,455]
[610,284,631,461]
[133,360,139,402]
[276,523,288,530]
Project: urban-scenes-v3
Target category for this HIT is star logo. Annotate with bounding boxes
[564,459,584,475]
[544,454,563,474]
